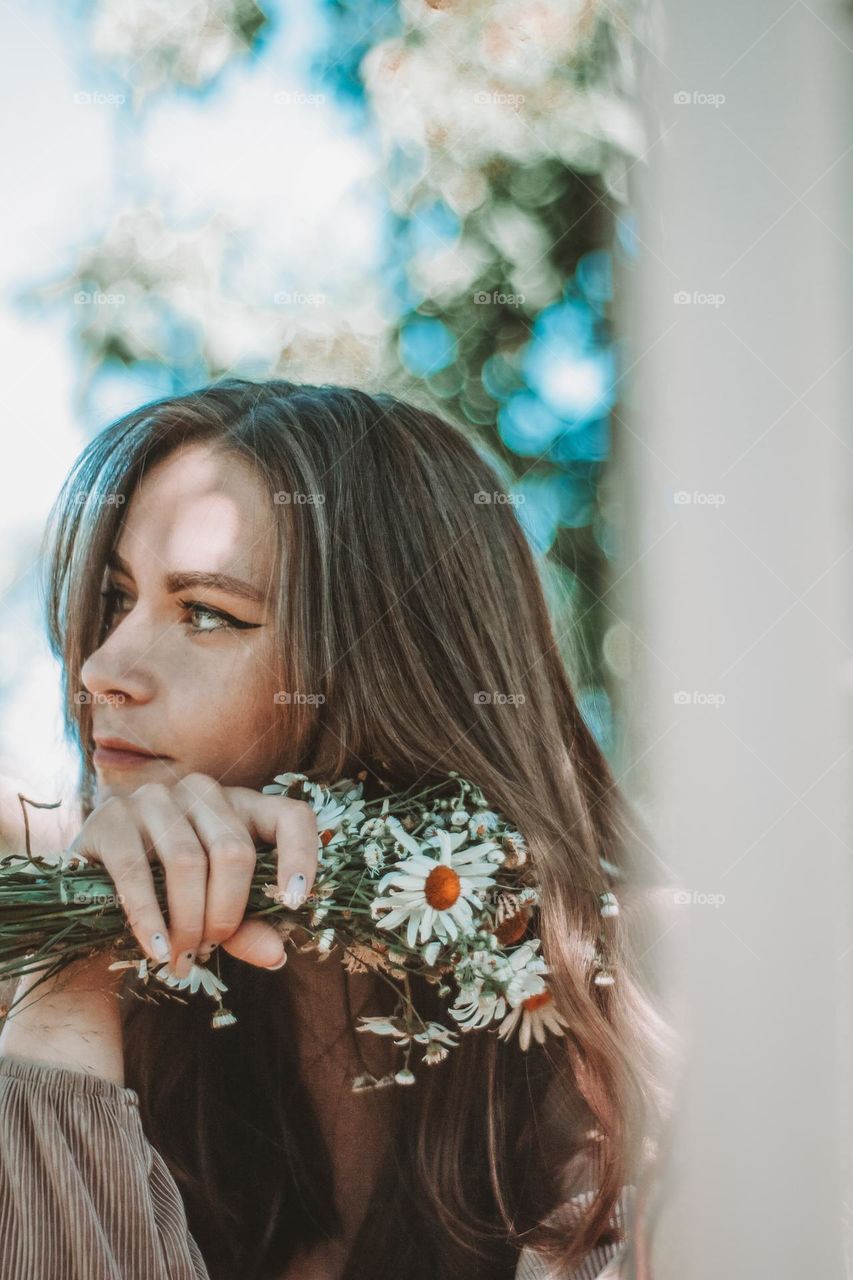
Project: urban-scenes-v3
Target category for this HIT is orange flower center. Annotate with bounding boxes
[522,991,552,1013]
[320,829,335,846]
[424,864,462,910]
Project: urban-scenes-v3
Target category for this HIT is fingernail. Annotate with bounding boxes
[282,872,307,909]
[150,932,171,963]
[265,953,287,971]
[175,949,195,979]
[197,940,217,963]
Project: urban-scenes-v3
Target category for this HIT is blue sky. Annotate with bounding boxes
[0,0,387,804]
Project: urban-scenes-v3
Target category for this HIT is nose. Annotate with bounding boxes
[80,615,158,707]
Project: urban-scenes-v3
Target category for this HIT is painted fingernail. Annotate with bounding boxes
[282,872,307,909]
[175,949,195,979]
[150,932,171,963]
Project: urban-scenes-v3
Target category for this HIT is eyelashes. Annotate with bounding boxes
[99,588,261,635]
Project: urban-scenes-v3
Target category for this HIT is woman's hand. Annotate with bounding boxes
[64,773,320,978]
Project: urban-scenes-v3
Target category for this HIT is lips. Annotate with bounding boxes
[94,737,165,752]
[92,736,171,763]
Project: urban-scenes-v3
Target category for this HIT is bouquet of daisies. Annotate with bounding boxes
[0,770,618,1089]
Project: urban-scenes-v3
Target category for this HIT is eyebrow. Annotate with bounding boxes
[107,551,265,605]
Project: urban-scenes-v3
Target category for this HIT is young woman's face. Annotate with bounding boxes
[80,441,284,805]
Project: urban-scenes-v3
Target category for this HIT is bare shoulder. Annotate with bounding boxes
[0,772,83,857]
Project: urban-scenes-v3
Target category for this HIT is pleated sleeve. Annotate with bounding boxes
[0,1055,210,1280]
[514,1182,634,1280]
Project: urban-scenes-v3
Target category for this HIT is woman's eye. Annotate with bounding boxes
[99,587,132,618]
[176,597,234,634]
[99,587,248,635]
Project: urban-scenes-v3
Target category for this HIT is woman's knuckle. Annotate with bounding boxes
[209,836,255,869]
[164,841,206,872]
[285,797,319,830]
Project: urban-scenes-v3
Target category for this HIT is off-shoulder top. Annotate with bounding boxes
[0,1054,631,1279]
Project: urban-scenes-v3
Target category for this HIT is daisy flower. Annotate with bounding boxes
[497,987,571,1050]
[355,1015,410,1042]
[296,926,336,958]
[468,810,500,840]
[422,1043,451,1066]
[503,940,549,1006]
[412,1021,459,1050]
[151,961,229,998]
[449,984,507,1032]
[373,825,500,948]
[108,957,151,982]
[310,790,366,856]
[363,841,386,876]
[450,941,548,1032]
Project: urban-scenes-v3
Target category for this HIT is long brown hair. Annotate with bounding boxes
[40,377,674,1279]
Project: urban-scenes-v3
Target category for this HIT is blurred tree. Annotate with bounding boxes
[24,0,649,762]
[343,0,648,757]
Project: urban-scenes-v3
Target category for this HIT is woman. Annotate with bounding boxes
[0,378,671,1279]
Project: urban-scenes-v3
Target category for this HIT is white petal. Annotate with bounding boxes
[434,829,453,863]
[418,906,435,942]
[376,906,415,930]
[382,875,428,891]
[385,818,423,858]
[440,911,459,941]
[406,909,422,949]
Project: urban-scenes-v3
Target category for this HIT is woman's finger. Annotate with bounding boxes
[131,782,209,976]
[218,916,286,969]
[67,797,173,969]
[171,774,257,956]
[223,788,320,912]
